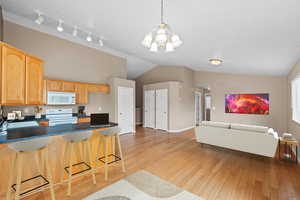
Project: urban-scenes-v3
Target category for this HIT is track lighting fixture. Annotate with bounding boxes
[33,10,105,47]
[57,20,64,32]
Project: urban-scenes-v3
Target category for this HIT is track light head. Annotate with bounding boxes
[72,26,78,37]
[35,11,44,25]
[57,20,64,32]
[86,33,92,42]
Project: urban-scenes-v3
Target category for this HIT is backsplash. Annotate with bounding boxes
[1,105,78,117]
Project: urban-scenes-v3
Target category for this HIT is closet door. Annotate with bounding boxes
[118,87,134,134]
[155,89,168,131]
[144,90,155,128]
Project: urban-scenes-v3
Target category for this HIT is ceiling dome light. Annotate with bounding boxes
[86,33,92,42]
[142,0,182,53]
[72,26,78,37]
[35,11,44,25]
[57,20,64,32]
[209,58,223,66]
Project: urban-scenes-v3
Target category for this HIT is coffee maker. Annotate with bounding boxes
[78,106,86,117]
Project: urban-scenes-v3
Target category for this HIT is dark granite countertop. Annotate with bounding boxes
[0,122,118,144]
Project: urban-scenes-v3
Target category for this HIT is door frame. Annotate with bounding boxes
[194,91,202,125]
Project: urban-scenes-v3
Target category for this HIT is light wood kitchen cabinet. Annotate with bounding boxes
[25,56,44,105]
[1,44,26,105]
[46,79,63,92]
[87,83,110,94]
[62,81,76,92]
[75,83,88,104]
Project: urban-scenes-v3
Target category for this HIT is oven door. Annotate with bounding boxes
[47,92,76,105]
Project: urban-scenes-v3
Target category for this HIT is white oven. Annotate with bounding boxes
[47,91,76,105]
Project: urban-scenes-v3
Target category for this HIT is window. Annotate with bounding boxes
[291,77,300,123]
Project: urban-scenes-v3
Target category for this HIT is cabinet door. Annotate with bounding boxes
[144,90,155,128]
[87,83,110,94]
[46,79,63,91]
[1,45,26,105]
[155,89,168,131]
[62,81,76,92]
[75,83,88,104]
[25,56,44,105]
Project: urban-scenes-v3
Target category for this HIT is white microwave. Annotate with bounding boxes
[47,91,76,105]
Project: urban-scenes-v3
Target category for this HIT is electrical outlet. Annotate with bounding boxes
[98,106,102,111]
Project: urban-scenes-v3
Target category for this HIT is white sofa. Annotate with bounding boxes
[195,121,279,157]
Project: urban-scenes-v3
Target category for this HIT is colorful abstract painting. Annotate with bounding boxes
[225,94,269,115]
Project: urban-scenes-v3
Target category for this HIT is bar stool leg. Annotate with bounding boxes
[15,152,23,200]
[67,142,74,196]
[6,152,17,200]
[112,136,116,162]
[116,134,126,172]
[86,140,96,184]
[60,143,69,182]
[45,147,56,200]
[104,136,109,181]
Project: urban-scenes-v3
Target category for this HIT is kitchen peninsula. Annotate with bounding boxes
[0,122,118,144]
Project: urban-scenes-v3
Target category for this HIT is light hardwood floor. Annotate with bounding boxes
[1,126,300,200]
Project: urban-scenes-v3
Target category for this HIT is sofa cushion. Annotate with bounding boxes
[230,123,268,133]
[201,121,230,128]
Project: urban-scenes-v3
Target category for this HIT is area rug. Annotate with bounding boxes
[83,170,205,200]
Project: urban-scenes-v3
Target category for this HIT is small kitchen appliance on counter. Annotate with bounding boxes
[46,108,77,126]
[78,106,86,117]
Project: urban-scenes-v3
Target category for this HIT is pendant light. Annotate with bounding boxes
[142,0,183,52]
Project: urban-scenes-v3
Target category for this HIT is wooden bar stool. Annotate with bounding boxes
[6,137,55,200]
[97,127,126,181]
[61,131,96,196]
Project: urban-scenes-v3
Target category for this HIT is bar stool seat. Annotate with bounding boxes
[8,137,51,152]
[6,137,55,200]
[62,131,93,142]
[96,127,126,181]
[61,131,96,196]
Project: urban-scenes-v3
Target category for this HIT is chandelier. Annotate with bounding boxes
[142,0,183,52]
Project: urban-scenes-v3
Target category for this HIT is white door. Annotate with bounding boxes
[155,89,168,131]
[118,87,134,134]
[144,90,155,128]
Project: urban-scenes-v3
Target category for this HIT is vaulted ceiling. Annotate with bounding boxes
[2,0,300,78]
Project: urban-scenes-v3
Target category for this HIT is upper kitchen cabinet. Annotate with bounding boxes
[25,56,44,105]
[75,83,88,104]
[62,81,76,92]
[0,42,44,105]
[1,44,26,105]
[46,79,63,92]
[87,83,110,94]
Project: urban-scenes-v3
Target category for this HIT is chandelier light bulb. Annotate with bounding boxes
[150,42,158,52]
[57,20,64,32]
[142,34,153,48]
[166,42,174,52]
[72,26,78,37]
[86,33,92,42]
[35,12,44,25]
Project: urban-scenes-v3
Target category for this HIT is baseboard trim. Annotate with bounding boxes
[136,122,143,125]
[168,126,195,133]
